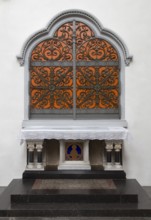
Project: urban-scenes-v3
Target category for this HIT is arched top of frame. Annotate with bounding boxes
[17,9,132,66]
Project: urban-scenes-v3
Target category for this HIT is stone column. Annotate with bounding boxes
[83,140,90,164]
[35,141,44,169]
[58,140,65,167]
[27,141,35,169]
[114,141,122,169]
[105,140,113,169]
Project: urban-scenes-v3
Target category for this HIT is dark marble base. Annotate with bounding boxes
[23,170,126,179]
[91,165,104,170]
[0,178,151,217]
[11,179,137,204]
[45,165,58,171]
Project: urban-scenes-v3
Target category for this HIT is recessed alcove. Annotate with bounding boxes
[89,140,105,169]
[44,139,59,170]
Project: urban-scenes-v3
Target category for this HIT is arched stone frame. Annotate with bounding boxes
[17,9,132,124]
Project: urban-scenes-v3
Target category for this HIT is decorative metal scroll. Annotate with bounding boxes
[31,39,72,61]
[30,66,73,109]
[76,66,119,109]
[76,39,118,61]
[30,21,119,118]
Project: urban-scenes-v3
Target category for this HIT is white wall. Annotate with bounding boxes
[0,0,151,186]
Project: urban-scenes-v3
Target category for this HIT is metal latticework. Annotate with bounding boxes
[30,21,119,119]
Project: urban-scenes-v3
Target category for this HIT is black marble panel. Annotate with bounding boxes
[11,179,137,204]
[23,170,126,179]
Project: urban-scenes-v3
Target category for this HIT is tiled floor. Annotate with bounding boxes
[0,186,151,220]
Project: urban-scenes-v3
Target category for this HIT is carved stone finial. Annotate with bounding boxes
[125,56,133,66]
[16,56,24,66]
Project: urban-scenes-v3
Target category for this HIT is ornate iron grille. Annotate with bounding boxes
[30,21,119,119]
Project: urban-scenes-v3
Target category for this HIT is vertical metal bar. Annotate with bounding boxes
[72,20,76,119]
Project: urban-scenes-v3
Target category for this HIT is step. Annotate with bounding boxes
[11,190,138,204]
[1,179,151,217]
[23,170,126,179]
[11,178,137,204]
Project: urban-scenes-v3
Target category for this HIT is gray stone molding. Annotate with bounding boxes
[17,9,132,66]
